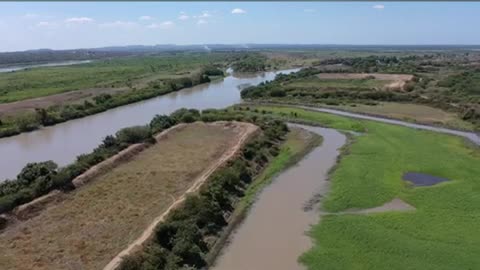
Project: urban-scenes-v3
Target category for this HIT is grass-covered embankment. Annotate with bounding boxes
[241,105,480,269]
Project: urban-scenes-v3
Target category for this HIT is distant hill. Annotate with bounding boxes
[2,44,480,66]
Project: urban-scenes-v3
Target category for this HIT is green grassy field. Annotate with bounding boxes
[0,53,227,103]
[245,105,480,269]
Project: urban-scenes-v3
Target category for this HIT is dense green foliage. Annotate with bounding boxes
[438,70,480,95]
[118,114,289,270]
[436,70,480,123]
[231,53,267,72]
[245,105,480,270]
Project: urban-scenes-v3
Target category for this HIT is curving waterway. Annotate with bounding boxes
[0,69,298,180]
[212,124,347,270]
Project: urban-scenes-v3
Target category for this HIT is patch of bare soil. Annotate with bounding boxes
[0,87,128,116]
[316,73,414,91]
[340,198,415,215]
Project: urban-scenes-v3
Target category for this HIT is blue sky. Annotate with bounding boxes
[1,2,479,52]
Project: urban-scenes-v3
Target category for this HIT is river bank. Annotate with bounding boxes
[0,68,298,180]
[212,125,345,270]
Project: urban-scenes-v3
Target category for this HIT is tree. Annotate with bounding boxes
[16,161,58,186]
[102,135,118,148]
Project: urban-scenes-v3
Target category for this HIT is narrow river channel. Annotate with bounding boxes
[297,106,480,146]
[0,60,92,73]
[212,124,347,270]
[0,69,298,180]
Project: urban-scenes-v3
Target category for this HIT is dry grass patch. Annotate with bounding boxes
[0,122,252,270]
[337,102,475,130]
[316,73,414,91]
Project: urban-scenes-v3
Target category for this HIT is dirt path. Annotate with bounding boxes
[337,198,415,215]
[102,122,258,270]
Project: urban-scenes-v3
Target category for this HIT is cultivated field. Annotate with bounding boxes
[0,122,255,270]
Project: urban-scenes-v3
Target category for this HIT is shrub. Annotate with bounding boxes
[150,115,177,133]
[270,89,286,97]
[171,108,200,123]
[116,125,153,144]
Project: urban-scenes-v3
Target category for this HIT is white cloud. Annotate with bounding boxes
[197,19,207,25]
[372,4,385,9]
[22,13,39,19]
[178,14,189,20]
[99,20,137,29]
[65,17,94,23]
[197,12,211,18]
[36,21,56,27]
[139,15,154,21]
[147,21,174,29]
[304,9,316,13]
[231,8,247,14]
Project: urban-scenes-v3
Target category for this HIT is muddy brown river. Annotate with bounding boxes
[0,69,298,180]
[212,124,347,270]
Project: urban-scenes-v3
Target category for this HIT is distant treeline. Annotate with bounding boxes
[0,68,223,139]
[118,111,288,270]
[0,49,136,66]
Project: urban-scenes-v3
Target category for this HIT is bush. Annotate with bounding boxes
[0,215,7,230]
[270,89,286,97]
[171,108,200,123]
[150,115,177,134]
[116,125,153,144]
[202,67,224,76]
